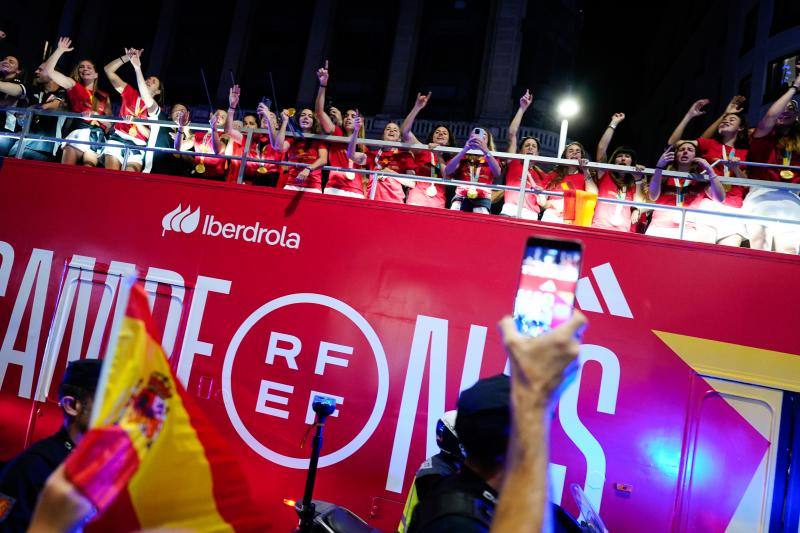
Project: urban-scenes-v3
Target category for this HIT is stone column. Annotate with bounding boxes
[216,0,256,103]
[295,0,338,106]
[379,0,424,118]
[475,0,526,125]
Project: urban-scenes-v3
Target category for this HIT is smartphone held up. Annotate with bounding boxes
[513,237,583,337]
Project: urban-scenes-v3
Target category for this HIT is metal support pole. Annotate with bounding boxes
[237,129,254,185]
[121,147,130,171]
[557,119,568,157]
[515,156,531,218]
[679,208,687,240]
[369,172,379,200]
[14,110,33,159]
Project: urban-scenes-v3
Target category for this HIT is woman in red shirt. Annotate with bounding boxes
[222,86,282,186]
[668,97,750,246]
[275,108,328,192]
[347,116,416,203]
[42,37,112,167]
[314,62,366,198]
[444,128,502,214]
[502,90,546,219]
[591,113,645,231]
[540,142,598,224]
[102,48,164,172]
[744,66,800,253]
[647,141,725,242]
[400,91,456,209]
[175,108,228,180]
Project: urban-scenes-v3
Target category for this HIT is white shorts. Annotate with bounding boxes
[284,185,322,193]
[694,199,747,242]
[743,187,800,251]
[540,208,564,224]
[324,187,365,199]
[61,126,104,156]
[102,137,145,166]
[500,202,538,220]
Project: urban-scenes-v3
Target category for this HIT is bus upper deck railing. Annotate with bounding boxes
[2,106,800,241]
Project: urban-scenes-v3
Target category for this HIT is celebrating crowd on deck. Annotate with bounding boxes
[1,36,799,253]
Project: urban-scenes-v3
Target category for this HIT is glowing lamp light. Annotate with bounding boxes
[557,98,580,119]
[283,498,297,508]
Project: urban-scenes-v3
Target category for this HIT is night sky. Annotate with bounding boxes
[2,0,718,164]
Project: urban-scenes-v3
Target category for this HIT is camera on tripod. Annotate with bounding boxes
[311,395,337,418]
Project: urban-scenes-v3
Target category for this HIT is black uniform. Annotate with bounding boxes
[407,466,582,533]
[0,428,74,532]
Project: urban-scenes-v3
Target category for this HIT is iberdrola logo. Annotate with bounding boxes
[161,205,201,236]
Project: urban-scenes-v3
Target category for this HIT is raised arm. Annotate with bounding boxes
[444,140,473,177]
[275,110,290,152]
[346,112,368,166]
[400,91,431,145]
[41,37,77,90]
[128,49,158,114]
[224,84,244,143]
[508,89,532,154]
[649,148,674,201]
[596,113,624,162]
[314,60,336,134]
[103,50,132,94]
[209,113,225,155]
[475,136,503,178]
[754,65,800,138]
[492,313,586,533]
[695,157,725,203]
[174,110,193,151]
[667,99,709,146]
[701,96,745,139]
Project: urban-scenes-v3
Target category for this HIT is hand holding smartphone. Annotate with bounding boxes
[513,237,583,337]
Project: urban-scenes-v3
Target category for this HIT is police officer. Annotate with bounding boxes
[0,359,102,531]
[397,410,464,533]
[406,375,581,532]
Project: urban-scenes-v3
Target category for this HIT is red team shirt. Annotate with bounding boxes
[406,151,447,208]
[747,131,800,184]
[541,171,587,217]
[114,84,157,144]
[649,178,706,228]
[192,131,227,178]
[326,125,365,196]
[455,157,495,200]
[696,137,749,207]
[281,138,325,190]
[226,134,280,183]
[592,172,636,231]
[66,84,110,129]
[504,159,545,213]
[368,147,417,203]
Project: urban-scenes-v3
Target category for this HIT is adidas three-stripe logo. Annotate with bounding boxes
[575,263,633,318]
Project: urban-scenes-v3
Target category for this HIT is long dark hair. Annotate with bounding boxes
[607,146,638,189]
[425,123,456,147]
[518,136,545,174]
[548,141,591,188]
[712,112,749,149]
[777,100,800,154]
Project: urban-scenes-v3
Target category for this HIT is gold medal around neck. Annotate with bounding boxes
[467,187,478,199]
[425,184,437,197]
[195,163,206,174]
[128,125,138,138]
[780,170,794,180]
[257,166,268,174]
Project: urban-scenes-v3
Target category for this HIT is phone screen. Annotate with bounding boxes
[513,237,583,337]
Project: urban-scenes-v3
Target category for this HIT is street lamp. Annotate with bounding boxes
[556,97,580,157]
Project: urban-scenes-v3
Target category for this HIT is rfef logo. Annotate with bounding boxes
[161,205,201,236]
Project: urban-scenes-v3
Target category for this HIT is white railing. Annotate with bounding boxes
[2,106,800,246]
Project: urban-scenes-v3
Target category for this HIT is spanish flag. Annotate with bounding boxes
[64,283,265,532]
